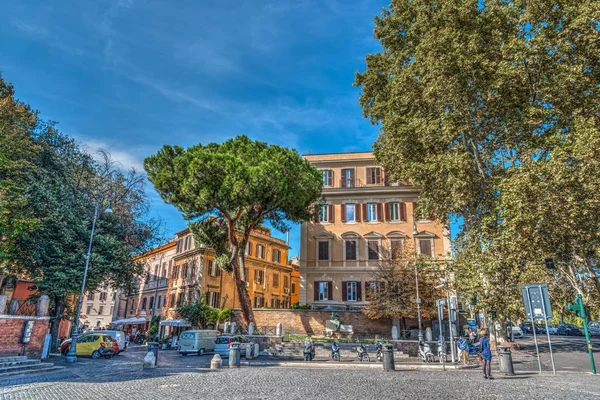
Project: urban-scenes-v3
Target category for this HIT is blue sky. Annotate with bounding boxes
[1,0,455,257]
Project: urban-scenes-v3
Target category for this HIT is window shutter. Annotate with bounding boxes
[342,281,347,301]
[254,269,258,283]
[375,168,381,184]
[349,169,355,187]
[328,204,334,223]
[248,242,253,256]
[400,202,407,221]
[357,282,362,301]
[384,203,390,221]
[341,169,347,188]
[341,204,346,222]
[377,203,383,222]
[328,170,333,186]
[384,172,389,186]
[362,203,368,222]
[356,203,362,222]
[327,282,333,300]
[366,167,372,184]
[419,240,432,257]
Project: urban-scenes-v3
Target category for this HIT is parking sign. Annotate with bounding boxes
[521,284,553,320]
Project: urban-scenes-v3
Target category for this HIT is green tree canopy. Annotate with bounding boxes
[145,135,323,324]
[355,1,600,329]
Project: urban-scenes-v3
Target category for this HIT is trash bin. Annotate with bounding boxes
[229,342,241,368]
[382,344,395,371]
[147,342,160,365]
[497,345,515,376]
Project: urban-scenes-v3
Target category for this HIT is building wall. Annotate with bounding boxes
[0,316,50,357]
[300,152,451,306]
[80,286,119,329]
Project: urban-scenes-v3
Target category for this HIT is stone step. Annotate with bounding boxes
[0,365,65,379]
[0,360,41,368]
[0,356,28,363]
[0,361,54,374]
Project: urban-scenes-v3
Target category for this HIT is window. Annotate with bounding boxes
[155,296,161,309]
[342,203,355,223]
[284,275,289,289]
[256,245,265,259]
[271,298,281,308]
[182,263,188,279]
[366,167,382,185]
[129,299,135,312]
[141,297,147,310]
[244,268,249,283]
[208,292,220,308]
[113,292,117,301]
[319,205,329,223]
[291,282,297,294]
[246,241,253,256]
[177,293,184,307]
[272,249,281,263]
[255,269,264,285]
[345,240,357,260]
[322,169,333,187]
[184,235,192,251]
[99,292,108,301]
[390,239,403,259]
[419,239,433,257]
[341,168,354,188]
[98,305,104,315]
[109,306,114,316]
[282,299,290,309]
[169,294,176,308]
[367,203,378,222]
[390,202,400,221]
[366,281,383,301]
[368,240,380,260]
[162,263,167,279]
[172,265,179,280]
[272,274,279,288]
[191,261,196,277]
[87,291,95,300]
[345,282,358,301]
[176,239,182,253]
[86,305,93,314]
[316,281,331,301]
[149,296,154,310]
[254,296,265,308]
[318,241,329,260]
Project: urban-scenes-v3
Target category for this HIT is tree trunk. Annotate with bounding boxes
[50,296,65,352]
[227,223,254,326]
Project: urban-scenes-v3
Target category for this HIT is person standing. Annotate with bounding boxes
[479,329,494,379]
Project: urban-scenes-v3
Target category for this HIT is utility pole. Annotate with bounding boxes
[568,294,596,375]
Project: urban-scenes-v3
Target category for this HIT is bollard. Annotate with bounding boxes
[245,342,254,360]
[497,345,515,376]
[147,342,160,365]
[382,344,395,372]
[211,354,222,369]
[229,342,241,368]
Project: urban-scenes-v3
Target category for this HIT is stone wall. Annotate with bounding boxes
[234,309,393,336]
[0,315,50,357]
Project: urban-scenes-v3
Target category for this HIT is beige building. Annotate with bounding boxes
[299,151,451,309]
[81,286,119,329]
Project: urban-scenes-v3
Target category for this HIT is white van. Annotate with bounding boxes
[179,330,219,356]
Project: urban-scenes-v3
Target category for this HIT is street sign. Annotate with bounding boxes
[521,284,553,320]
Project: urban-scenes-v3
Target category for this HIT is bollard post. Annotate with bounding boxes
[245,342,254,360]
[229,342,241,368]
[211,354,222,369]
[382,344,395,372]
[497,345,515,376]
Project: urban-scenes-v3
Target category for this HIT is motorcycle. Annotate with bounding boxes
[376,341,383,362]
[331,341,340,361]
[419,341,435,363]
[304,338,315,361]
[357,344,370,362]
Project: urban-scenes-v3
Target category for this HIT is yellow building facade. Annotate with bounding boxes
[299,152,451,308]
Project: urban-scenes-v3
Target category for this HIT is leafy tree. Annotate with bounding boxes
[0,75,160,344]
[209,307,233,331]
[355,0,600,338]
[145,135,323,325]
[177,298,212,329]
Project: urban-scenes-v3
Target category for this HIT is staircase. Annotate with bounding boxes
[0,356,65,379]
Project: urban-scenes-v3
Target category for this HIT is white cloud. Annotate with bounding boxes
[75,136,146,173]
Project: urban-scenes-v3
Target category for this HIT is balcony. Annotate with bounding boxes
[142,278,168,291]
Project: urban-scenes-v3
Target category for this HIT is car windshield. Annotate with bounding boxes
[216,337,230,344]
[180,332,195,339]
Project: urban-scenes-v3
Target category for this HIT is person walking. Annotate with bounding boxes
[479,329,494,379]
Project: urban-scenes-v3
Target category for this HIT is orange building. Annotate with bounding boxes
[299,152,451,308]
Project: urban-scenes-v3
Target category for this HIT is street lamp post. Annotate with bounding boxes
[412,215,423,342]
[66,203,112,363]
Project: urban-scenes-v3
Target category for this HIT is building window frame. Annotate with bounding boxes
[318,281,330,301]
[367,240,381,261]
[318,240,330,261]
[367,203,378,222]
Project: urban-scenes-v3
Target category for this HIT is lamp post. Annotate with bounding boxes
[412,215,423,342]
[66,203,112,363]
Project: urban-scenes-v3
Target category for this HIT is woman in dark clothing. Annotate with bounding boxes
[479,329,494,379]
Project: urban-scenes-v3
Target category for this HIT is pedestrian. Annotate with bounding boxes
[479,329,494,379]
[468,327,476,344]
[457,336,469,364]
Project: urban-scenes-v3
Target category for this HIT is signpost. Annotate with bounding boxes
[521,284,556,374]
[567,294,597,375]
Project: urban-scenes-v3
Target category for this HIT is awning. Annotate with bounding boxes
[110,317,148,326]
[159,319,192,327]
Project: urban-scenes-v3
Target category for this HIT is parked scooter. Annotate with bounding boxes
[376,341,383,362]
[331,341,340,361]
[419,341,435,362]
[357,343,370,362]
[304,338,315,361]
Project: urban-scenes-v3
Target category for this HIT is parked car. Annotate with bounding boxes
[179,330,219,356]
[557,324,568,335]
[62,333,116,359]
[87,330,127,354]
[520,322,542,335]
[541,324,558,335]
[559,324,583,336]
[214,335,249,358]
[511,325,524,339]
[588,321,600,336]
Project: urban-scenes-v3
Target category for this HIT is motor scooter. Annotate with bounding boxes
[419,341,435,362]
[376,341,383,362]
[304,338,315,361]
[331,341,340,361]
[356,343,370,362]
